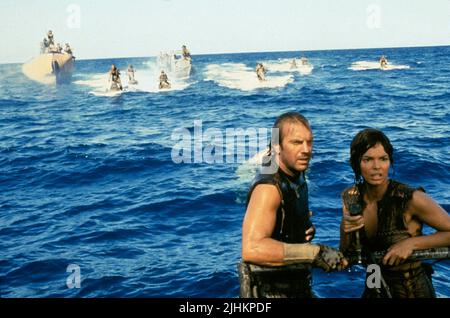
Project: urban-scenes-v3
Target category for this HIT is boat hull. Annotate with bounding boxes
[157,53,192,78]
[22,53,74,85]
[173,59,192,78]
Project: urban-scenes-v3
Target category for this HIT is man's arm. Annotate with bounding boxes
[242,184,287,265]
[242,184,319,266]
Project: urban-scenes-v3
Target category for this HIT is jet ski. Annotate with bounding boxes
[159,81,171,90]
[110,81,123,91]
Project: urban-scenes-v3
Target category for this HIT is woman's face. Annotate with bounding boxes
[360,142,390,186]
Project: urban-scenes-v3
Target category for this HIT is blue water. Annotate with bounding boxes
[1,46,449,298]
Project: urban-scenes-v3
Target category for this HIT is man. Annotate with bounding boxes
[256,63,266,81]
[380,55,388,68]
[64,43,73,55]
[41,38,49,54]
[56,43,63,53]
[127,65,137,84]
[109,64,123,91]
[182,45,191,61]
[290,59,297,69]
[47,30,54,46]
[241,112,347,298]
[159,70,171,89]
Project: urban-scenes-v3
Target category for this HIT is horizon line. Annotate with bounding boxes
[3,43,449,65]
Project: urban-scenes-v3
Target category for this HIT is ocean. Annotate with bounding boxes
[0,46,449,297]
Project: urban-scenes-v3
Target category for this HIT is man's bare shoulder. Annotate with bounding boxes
[252,183,280,194]
[248,183,282,206]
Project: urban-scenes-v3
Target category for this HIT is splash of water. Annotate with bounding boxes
[265,58,314,75]
[74,60,192,97]
[204,63,293,91]
[349,61,410,71]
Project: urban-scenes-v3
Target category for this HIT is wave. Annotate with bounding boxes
[1,141,175,192]
[38,157,171,188]
[264,58,314,75]
[0,98,30,108]
[204,63,293,91]
[235,148,268,185]
[2,48,450,298]
[4,258,71,285]
[124,190,238,219]
[171,270,239,297]
[74,60,193,97]
[396,157,450,181]
[349,60,410,71]
[80,227,150,243]
[75,276,129,297]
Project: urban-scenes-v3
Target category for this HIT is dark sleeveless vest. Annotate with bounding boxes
[349,180,436,298]
[348,180,425,252]
[246,169,312,244]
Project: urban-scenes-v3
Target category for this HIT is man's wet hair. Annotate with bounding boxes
[350,128,394,182]
[273,112,311,145]
[266,112,311,159]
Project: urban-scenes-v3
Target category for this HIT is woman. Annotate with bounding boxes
[340,128,450,298]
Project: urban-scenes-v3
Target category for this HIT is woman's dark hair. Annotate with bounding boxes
[350,128,394,183]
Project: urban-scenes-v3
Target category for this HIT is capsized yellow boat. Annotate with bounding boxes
[22,53,74,85]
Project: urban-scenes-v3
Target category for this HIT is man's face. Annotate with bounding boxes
[277,122,313,175]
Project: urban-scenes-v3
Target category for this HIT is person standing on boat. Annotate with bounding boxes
[47,30,55,46]
[340,128,450,298]
[64,43,73,55]
[241,112,348,298]
[56,43,63,53]
[41,38,49,54]
[182,45,191,61]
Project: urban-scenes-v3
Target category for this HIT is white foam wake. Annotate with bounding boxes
[74,60,192,97]
[204,63,293,92]
[265,58,314,75]
[349,61,410,71]
[235,148,269,185]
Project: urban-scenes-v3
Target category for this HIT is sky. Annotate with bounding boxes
[1,0,450,64]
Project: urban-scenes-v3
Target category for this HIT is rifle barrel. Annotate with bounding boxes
[242,247,450,274]
[353,247,450,265]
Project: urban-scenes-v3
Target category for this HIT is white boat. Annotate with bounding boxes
[157,50,192,78]
[22,53,74,85]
